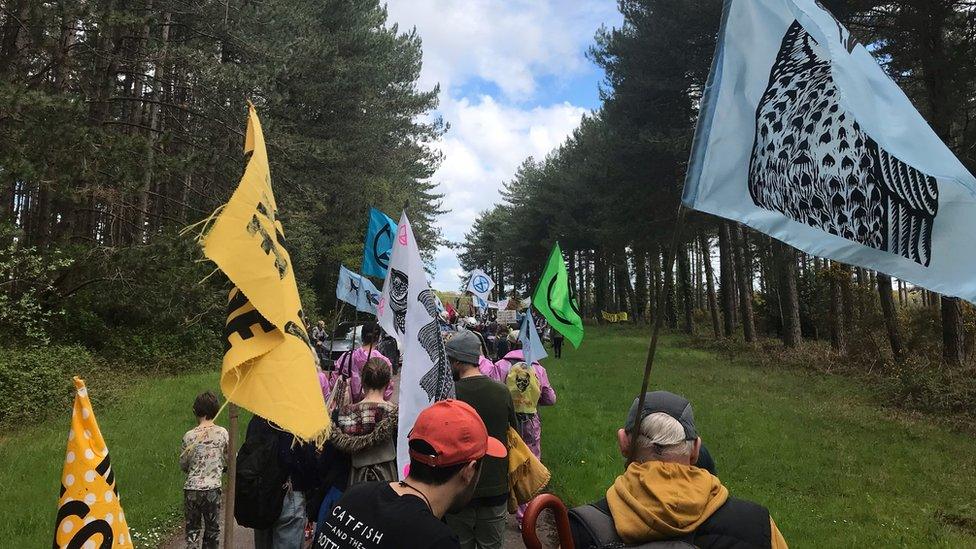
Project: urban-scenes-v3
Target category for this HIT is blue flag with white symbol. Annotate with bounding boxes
[337,265,381,315]
[361,207,398,279]
[466,269,495,303]
[518,307,548,367]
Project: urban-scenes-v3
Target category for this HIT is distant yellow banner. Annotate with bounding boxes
[54,378,133,549]
[602,311,629,323]
[202,104,329,442]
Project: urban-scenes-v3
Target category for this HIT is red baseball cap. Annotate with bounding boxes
[408,400,507,467]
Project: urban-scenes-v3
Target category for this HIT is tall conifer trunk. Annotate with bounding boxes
[828,264,847,354]
[773,240,801,348]
[678,242,694,334]
[634,247,647,322]
[719,222,735,337]
[663,248,677,329]
[698,232,722,338]
[877,273,903,361]
[732,224,756,343]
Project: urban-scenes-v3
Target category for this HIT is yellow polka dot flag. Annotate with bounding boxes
[201,104,330,443]
[53,377,133,548]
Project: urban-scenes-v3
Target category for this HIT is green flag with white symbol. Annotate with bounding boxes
[531,242,584,348]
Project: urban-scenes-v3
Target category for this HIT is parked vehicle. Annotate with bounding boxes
[319,322,363,370]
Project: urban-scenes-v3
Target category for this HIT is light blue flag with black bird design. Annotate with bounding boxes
[683,0,976,303]
[336,265,381,315]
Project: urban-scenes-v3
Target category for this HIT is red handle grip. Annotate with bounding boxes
[521,493,575,549]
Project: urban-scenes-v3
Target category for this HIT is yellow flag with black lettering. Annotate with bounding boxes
[202,104,329,442]
[53,378,133,549]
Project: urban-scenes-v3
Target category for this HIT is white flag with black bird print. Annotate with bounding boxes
[683,0,976,303]
[376,212,455,475]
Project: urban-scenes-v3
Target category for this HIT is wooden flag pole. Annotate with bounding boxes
[627,205,689,463]
[224,402,238,548]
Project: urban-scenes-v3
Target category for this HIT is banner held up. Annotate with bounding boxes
[531,242,584,348]
[53,378,133,549]
[682,0,976,303]
[201,104,329,442]
[336,265,382,315]
[362,207,399,279]
[377,212,456,475]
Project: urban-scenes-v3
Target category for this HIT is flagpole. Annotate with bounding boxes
[354,271,364,347]
[326,301,346,371]
[224,402,238,548]
[627,205,688,463]
[352,297,360,353]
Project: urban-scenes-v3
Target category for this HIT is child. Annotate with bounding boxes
[331,358,398,485]
[180,391,228,549]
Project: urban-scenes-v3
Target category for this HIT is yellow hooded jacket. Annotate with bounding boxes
[607,461,787,548]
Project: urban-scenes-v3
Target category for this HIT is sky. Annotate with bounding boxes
[384,0,623,290]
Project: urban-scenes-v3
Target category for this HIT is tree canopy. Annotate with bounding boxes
[0,0,444,347]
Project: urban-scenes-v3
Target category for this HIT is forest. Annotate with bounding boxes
[0,0,444,422]
[3,0,975,425]
[459,0,976,417]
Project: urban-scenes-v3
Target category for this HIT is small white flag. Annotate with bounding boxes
[466,269,496,303]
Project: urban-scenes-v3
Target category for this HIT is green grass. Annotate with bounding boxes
[0,370,236,547]
[4,326,975,547]
[539,325,976,548]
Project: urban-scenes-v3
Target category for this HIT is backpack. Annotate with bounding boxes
[569,496,771,549]
[569,504,697,549]
[234,425,287,529]
[349,436,397,485]
[506,362,541,414]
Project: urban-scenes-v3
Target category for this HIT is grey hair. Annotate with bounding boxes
[634,412,694,461]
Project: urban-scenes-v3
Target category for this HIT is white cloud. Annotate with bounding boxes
[383,1,618,290]
[436,95,587,242]
[429,96,587,290]
[386,0,615,101]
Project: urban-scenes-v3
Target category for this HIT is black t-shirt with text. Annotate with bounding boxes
[315,481,459,549]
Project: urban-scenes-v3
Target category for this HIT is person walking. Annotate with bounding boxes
[311,320,327,346]
[314,400,506,548]
[247,416,319,549]
[443,330,517,549]
[493,326,510,361]
[180,391,228,549]
[551,330,564,359]
[501,358,556,526]
[331,358,399,485]
[568,391,788,548]
[331,322,394,403]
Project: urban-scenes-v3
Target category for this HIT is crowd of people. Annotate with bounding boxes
[178,306,789,549]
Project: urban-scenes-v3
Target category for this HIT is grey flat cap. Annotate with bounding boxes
[444,329,481,364]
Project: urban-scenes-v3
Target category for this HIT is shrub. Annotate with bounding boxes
[99,326,220,375]
[0,345,97,427]
[879,355,976,416]
[0,223,73,345]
